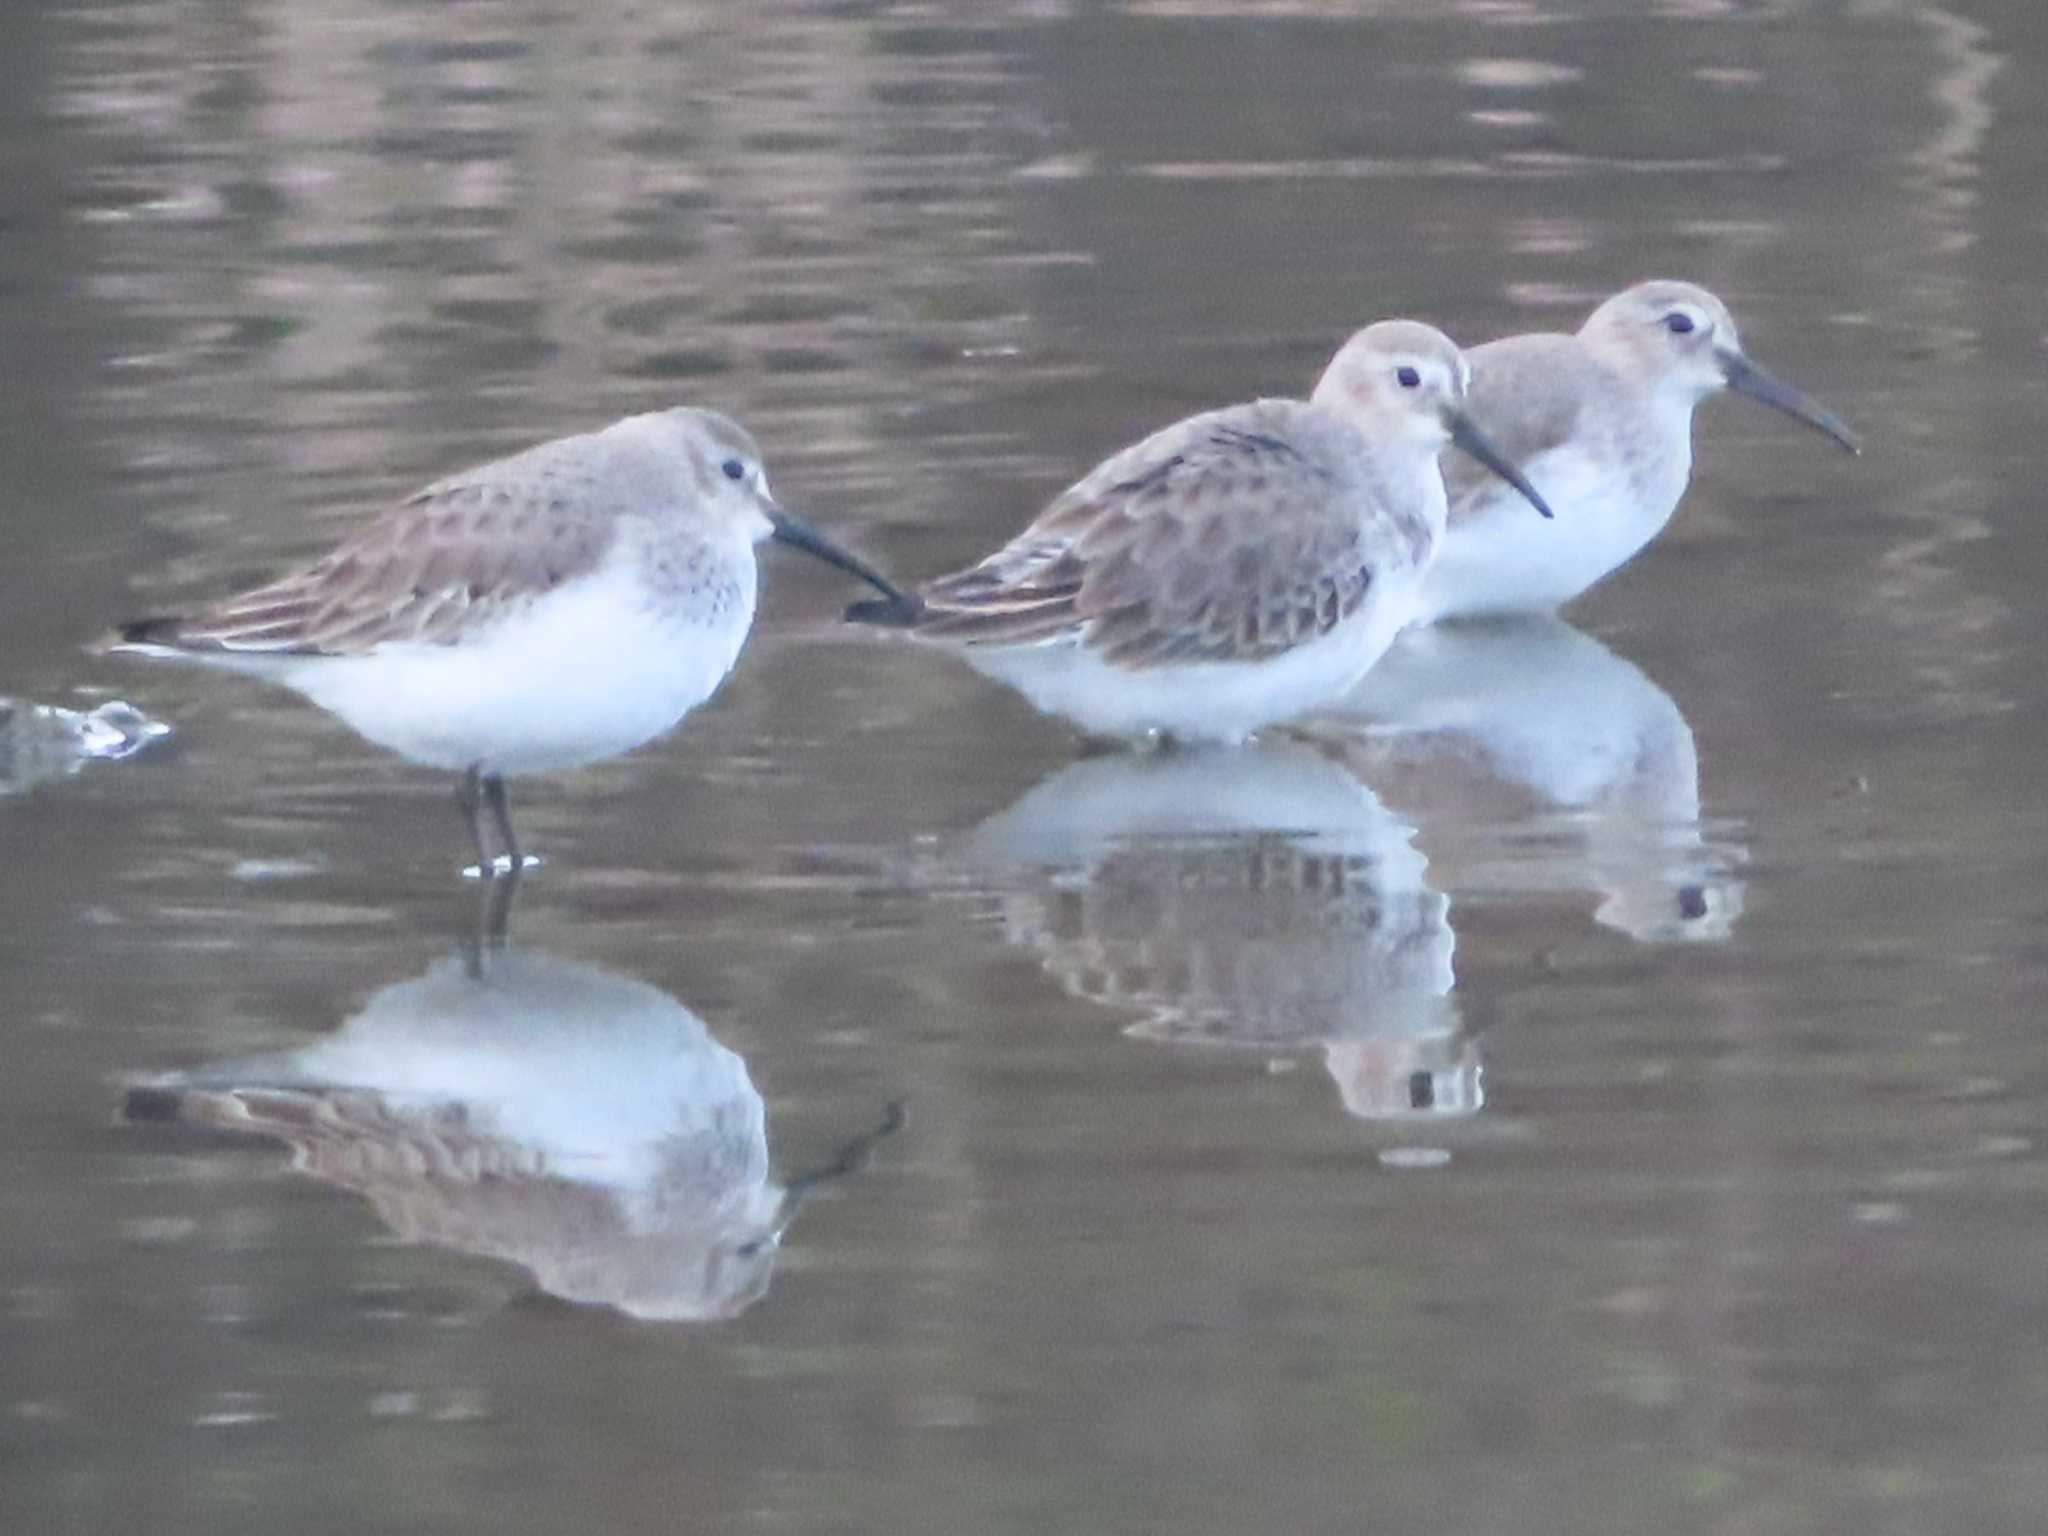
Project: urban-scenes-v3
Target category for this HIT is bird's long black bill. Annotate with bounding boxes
[767,505,917,607]
[1721,353,1862,455]
[1446,410,1555,520]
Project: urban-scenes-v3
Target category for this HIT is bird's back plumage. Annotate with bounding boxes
[111,431,644,660]
[891,399,1431,670]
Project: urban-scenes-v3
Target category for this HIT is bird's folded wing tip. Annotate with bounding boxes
[844,594,928,628]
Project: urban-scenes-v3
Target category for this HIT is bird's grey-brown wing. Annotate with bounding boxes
[127,437,624,656]
[914,400,1410,668]
[1444,333,1598,523]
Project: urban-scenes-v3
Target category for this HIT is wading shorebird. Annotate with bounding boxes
[848,320,1553,743]
[102,408,911,872]
[1413,280,1861,623]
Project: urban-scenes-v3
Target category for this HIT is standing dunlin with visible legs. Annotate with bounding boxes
[1414,280,1860,623]
[849,321,1553,744]
[102,408,911,871]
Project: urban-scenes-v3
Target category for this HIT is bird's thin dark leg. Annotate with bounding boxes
[455,765,491,874]
[482,773,521,873]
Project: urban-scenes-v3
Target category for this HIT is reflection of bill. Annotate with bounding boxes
[961,739,1480,1121]
[1328,615,1746,945]
[125,949,898,1322]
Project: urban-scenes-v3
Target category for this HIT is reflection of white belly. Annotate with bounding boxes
[276,951,768,1200]
[1414,442,1687,622]
[966,576,1421,743]
[282,559,754,776]
[1346,617,1698,810]
[1334,616,1744,944]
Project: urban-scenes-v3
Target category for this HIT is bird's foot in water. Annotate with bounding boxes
[460,853,545,881]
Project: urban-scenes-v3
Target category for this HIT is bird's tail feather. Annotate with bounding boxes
[94,615,191,654]
[845,594,928,628]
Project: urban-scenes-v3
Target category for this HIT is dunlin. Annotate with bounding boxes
[849,321,1553,744]
[102,408,910,870]
[1414,280,1860,622]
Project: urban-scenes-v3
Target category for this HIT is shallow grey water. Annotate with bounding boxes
[4,1,2047,1532]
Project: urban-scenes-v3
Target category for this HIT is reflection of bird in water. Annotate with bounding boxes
[124,947,899,1322]
[0,697,169,797]
[961,739,1480,1120]
[1318,615,1744,944]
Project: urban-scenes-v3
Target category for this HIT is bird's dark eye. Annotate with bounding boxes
[1664,312,1695,335]
[721,458,747,482]
[1396,366,1421,389]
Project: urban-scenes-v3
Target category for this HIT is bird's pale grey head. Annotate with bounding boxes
[622,407,776,536]
[1312,319,1474,447]
[1582,281,1742,398]
[1313,319,1555,519]
[1581,281,1861,452]
[622,407,916,604]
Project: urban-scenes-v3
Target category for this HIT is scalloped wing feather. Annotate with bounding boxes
[913,401,1397,667]
[142,469,620,657]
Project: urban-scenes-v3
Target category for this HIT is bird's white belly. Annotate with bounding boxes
[282,562,754,775]
[966,577,1419,744]
[1414,446,1682,622]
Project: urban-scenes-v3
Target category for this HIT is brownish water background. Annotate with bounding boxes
[3,3,2045,1532]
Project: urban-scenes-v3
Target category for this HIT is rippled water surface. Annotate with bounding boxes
[5,2,2047,1532]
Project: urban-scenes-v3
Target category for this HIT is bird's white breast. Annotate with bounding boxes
[969,562,1429,743]
[283,534,758,775]
[1415,405,1694,622]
